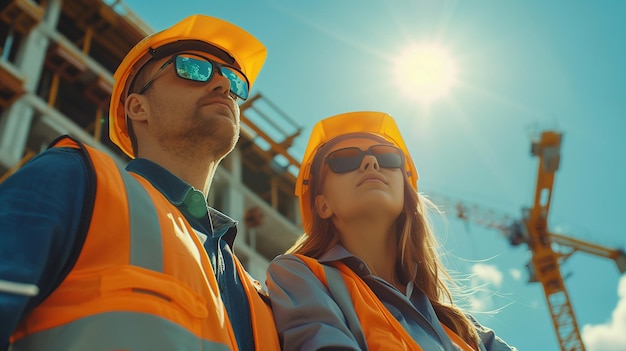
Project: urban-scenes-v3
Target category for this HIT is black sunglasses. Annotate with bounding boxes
[138,53,250,100]
[324,144,404,173]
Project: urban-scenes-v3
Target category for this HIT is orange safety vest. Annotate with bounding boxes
[10,137,279,351]
[295,254,475,351]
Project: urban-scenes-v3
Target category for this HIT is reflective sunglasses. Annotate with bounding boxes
[138,53,250,100]
[324,144,404,173]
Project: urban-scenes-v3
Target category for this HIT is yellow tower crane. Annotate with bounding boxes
[433,131,626,351]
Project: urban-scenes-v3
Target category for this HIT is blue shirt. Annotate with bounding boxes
[0,145,253,350]
[266,245,517,351]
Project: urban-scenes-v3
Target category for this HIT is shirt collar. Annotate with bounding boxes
[318,245,373,276]
[126,158,190,205]
[318,244,415,298]
[126,158,238,246]
[209,207,238,246]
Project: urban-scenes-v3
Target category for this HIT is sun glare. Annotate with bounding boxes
[393,43,459,104]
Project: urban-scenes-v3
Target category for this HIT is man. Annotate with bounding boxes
[0,15,279,350]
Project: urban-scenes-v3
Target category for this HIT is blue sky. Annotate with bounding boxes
[120,1,626,350]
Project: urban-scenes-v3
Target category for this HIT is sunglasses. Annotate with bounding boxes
[324,144,404,173]
[138,53,250,100]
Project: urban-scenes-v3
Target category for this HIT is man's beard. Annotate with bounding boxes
[156,114,240,162]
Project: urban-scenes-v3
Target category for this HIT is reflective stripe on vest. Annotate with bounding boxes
[10,312,230,351]
[120,169,163,271]
[296,254,475,351]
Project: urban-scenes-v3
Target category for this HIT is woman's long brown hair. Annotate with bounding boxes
[288,137,480,349]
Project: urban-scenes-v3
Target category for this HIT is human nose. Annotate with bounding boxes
[359,154,380,171]
[208,69,231,96]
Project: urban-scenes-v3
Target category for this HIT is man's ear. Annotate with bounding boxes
[315,195,333,219]
[125,93,149,122]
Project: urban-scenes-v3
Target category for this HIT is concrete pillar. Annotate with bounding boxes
[224,147,247,243]
[0,0,62,167]
[43,0,63,28]
[0,100,35,167]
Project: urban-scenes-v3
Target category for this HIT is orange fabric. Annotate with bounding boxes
[12,138,279,350]
[296,254,475,351]
[441,324,476,351]
[233,254,281,350]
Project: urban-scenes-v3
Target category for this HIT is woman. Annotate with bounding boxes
[266,111,517,351]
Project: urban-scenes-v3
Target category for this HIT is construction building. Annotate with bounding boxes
[2,2,624,351]
[0,0,303,281]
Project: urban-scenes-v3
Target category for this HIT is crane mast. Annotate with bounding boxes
[525,131,584,351]
[435,130,626,351]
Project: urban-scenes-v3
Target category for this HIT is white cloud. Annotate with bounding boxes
[582,275,626,351]
[471,263,503,287]
[469,295,487,312]
[509,268,522,281]
[466,263,505,313]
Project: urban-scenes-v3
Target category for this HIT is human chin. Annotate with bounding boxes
[209,117,239,147]
[359,185,403,208]
[201,103,235,120]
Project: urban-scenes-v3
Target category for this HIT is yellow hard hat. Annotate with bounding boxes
[109,15,267,158]
[296,111,419,233]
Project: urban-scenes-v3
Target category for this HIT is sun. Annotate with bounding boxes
[392,43,459,104]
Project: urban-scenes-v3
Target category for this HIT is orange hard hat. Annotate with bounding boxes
[109,15,267,158]
[295,111,419,233]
